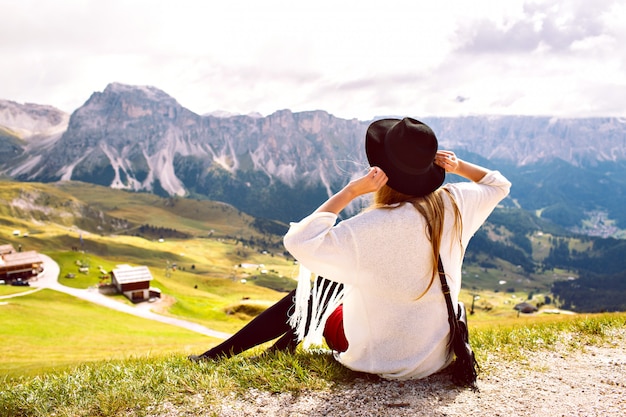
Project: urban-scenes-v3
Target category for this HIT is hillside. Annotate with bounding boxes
[0,179,301,379]
[1,179,625,314]
[0,180,287,246]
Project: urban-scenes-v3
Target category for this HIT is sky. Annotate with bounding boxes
[2,0,625,121]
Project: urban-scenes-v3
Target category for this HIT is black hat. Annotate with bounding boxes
[365,117,445,197]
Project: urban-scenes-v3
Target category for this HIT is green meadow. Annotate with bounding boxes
[0,235,293,378]
[0,289,214,376]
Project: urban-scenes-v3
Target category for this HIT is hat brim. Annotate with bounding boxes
[365,119,445,197]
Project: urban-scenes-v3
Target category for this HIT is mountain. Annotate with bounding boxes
[0,99,69,168]
[1,83,626,233]
[0,99,68,138]
[424,116,626,166]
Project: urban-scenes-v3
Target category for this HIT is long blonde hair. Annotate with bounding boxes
[372,185,462,298]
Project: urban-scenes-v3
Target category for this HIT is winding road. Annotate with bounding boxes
[1,254,231,339]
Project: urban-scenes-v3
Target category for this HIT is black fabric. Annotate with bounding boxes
[365,117,445,197]
[197,277,343,359]
[438,256,479,390]
[198,289,297,359]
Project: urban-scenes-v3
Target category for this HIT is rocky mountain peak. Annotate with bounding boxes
[72,82,191,126]
[0,99,69,138]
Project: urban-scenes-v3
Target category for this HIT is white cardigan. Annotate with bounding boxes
[283,170,511,380]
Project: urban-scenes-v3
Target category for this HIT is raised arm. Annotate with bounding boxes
[315,166,388,215]
[434,150,490,182]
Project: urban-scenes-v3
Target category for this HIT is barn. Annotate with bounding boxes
[0,246,44,282]
[110,265,160,303]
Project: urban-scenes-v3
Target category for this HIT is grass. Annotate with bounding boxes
[471,312,626,366]
[1,312,624,417]
[0,213,297,380]
[0,290,215,378]
[0,352,351,417]
[0,285,32,296]
[0,241,296,378]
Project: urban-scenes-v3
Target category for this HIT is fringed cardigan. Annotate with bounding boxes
[283,170,511,380]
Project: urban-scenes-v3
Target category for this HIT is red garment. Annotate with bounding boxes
[323,304,349,352]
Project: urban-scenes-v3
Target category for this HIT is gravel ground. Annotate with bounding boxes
[151,337,626,417]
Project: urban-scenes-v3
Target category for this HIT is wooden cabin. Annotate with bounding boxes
[110,265,159,303]
[0,247,44,282]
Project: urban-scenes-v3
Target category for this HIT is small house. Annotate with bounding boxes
[111,265,159,303]
[0,249,44,282]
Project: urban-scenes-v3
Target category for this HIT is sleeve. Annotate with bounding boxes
[445,170,511,246]
[283,211,359,285]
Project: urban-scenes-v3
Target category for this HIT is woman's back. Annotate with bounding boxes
[284,170,511,379]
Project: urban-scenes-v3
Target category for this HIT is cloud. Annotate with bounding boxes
[455,0,619,54]
[0,0,625,119]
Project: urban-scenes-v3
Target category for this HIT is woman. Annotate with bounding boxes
[190,117,510,380]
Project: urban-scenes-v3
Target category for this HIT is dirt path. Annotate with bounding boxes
[20,255,231,339]
[167,338,625,417]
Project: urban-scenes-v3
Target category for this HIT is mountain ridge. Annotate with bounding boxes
[1,83,625,232]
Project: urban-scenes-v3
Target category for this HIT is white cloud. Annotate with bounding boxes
[1,0,625,120]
